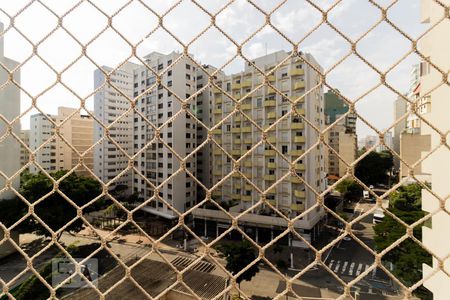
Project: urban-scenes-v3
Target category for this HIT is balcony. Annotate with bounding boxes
[213,149,222,155]
[267,87,276,94]
[241,104,252,110]
[295,163,306,171]
[235,115,242,122]
[289,150,305,156]
[289,68,305,76]
[244,161,252,167]
[264,100,276,107]
[213,171,222,176]
[231,127,241,133]
[242,80,252,88]
[267,112,276,119]
[241,127,252,133]
[264,174,276,181]
[245,183,253,190]
[294,190,306,198]
[242,195,252,202]
[243,172,252,178]
[267,162,276,169]
[212,129,221,134]
[213,87,222,94]
[291,177,302,183]
[267,75,275,82]
[267,136,276,143]
[294,81,305,90]
[266,188,277,195]
[294,136,305,143]
[212,190,222,197]
[213,108,222,114]
[233,139,241,144]
[232,173,241,178]
[244,138,253,144]
[264,150,276,156]
[290,95,304,103]
[214,138,222,143]
[232,194,241,200]
[231,149,242,156]
[295,108,305,115]
[266,199,276,206]
[234,182,242,188]
[215,97,223,104]
[292,123,304,129]
[232,83,241,90]
[290,203,305,211]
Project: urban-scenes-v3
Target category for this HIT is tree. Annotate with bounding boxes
[373,183,432,299]
[217,241,259,288]
[335,179,363,202]
[355,151,393,186]
[18,171,102,239]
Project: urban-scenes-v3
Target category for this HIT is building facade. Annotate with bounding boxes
[0,21,21,258]
[419,0,450,298]
[20,130,30,167]
[393,95,407,170]
[132,52,199,218]
[194,51,327,245]
[93,62,138,191]
[324,91,357,178]
[29,107,94,175]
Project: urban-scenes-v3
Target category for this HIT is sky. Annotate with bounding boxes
[0,0,430,137]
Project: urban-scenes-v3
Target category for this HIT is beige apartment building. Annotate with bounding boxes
[419,0,450,298]
[29,107,94,176]
[194,51,327,246]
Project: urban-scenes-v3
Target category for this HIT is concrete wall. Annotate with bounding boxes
[399,132,431,179]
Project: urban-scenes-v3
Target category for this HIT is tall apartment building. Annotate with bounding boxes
[132,52,199,218]
[0,21,21,258]
[20,130,30,167]
[0,23,20,200]
[375,131,393,152]
[194,51,327,245]
[398,64,431,181]
[392,95,407,170]
[419,0,450,298]
[94,62,138,191]
[29,107,94,176]
[324,91,357,178]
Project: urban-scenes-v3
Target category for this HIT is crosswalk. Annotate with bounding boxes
[326,259,373,277]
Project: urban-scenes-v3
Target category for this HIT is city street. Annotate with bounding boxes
[305,200,397,296]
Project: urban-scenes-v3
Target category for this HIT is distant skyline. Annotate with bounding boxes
[0,0,428,137]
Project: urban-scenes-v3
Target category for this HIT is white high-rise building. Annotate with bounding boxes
[0,22,20,200]
[0,21,21,258]
[419,0,450,298]
[132,52,199,218]
[194,51,327,245]
[94,62,138,191]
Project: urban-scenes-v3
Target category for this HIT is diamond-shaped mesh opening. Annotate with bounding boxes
[0,1,449,299]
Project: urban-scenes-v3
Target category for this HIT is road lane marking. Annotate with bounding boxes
[356,263,363,276]
[365,264,370,273]
[334,260,341,273]
[372,267,377,278]
[341,261,348,273]
[328,259,335,269]
[349,262,355,275]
